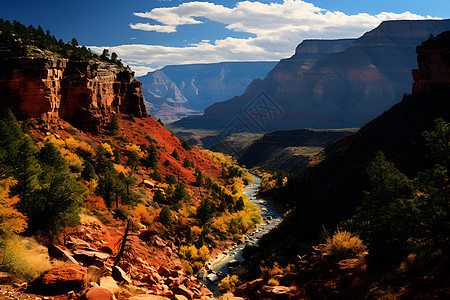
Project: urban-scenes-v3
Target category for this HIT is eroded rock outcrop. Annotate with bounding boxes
[0,57,147,131]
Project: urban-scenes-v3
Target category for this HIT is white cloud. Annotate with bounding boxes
[94,0,440,72]
[129,23,177,33]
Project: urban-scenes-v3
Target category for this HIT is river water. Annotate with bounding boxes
[201,175,283,296]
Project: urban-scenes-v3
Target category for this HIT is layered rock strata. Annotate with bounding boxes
[0,57,146,131]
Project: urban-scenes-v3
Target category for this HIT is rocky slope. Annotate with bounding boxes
[0,57,147,132]
[173,19,450,135]
[138,62,278,122]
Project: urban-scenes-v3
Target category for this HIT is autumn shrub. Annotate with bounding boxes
[86,195,107,211]
[318,230,366,259]
[260,262,283,281]
[268,278,280,286]
[182,260,193,275]
[132,204,152,226]
[218,275,241,293]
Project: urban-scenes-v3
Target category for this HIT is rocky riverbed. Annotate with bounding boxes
[201,175,283,296]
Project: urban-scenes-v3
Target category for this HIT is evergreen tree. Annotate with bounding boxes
[127,150,140,173]
[171,149,180,160]
[159,206,172,226]
[81,161,97,181]
[108,114,120,136]
[12,135,42,209]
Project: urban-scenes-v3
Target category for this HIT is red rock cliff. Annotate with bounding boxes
[0,57,147,131]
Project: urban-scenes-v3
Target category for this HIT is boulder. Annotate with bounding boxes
[48,244,80,265]
[197,269,206,280]
[128,295,170,300]
[174,285,194,300]
[221,293,245,300]
[174,295,188,300]
[206,273,219,282]
[260,285,294,299]
[73,249,110,266]
[67,236,92,249]
[157,266,171,277]
[112,265,131,284]
[27,265,87,295]
[99,276,119,295]
[84,286,116,300]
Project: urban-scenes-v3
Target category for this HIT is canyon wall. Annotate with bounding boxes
[173,20,450,135]
[138,61,278,122]
[0,57,147,131]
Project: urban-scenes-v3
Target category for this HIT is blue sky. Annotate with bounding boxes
[3,0,449,75]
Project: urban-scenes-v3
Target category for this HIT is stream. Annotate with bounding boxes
[201,175,283,297]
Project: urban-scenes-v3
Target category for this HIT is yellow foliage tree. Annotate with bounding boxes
[198,245,210,262]
[218,275,241,293]
[0,178,27,237]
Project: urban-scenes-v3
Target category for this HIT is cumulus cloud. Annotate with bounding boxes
[95,0,439,74]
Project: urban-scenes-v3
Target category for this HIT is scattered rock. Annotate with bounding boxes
[27,265,87,295]
[157,266,171,277]
[0,272,14,284]
[47,244,79,265]
[67,236,91,249]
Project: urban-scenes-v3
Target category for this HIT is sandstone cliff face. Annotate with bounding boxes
[0,57,146,131]
[174,20,450,134]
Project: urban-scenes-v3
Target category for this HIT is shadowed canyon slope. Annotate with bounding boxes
[254,30,450,262]
[138,61,277,122]
[173,19,450,134]
[237,128,356,172]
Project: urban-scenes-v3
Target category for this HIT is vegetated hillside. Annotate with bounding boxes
[0,20,262,299]
[237,128,356,172]
[138,61,277,123]
[173,19,450,135]
[244,29,450,276]
[0,19,147,133]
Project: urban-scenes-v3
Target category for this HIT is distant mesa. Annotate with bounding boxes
[137,61,277,123]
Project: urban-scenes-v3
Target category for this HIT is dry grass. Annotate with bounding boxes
[0,235,66,279]
[318,230,366,259]
[260,262,283,281]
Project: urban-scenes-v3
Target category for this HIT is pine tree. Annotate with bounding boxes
[159,206,172,226]
[12,135,42,208]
